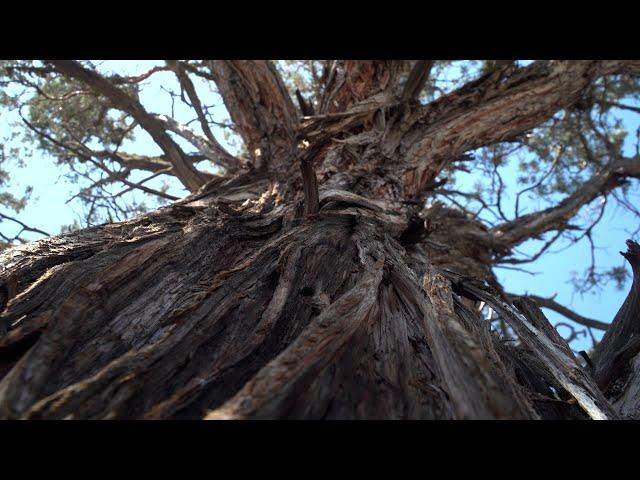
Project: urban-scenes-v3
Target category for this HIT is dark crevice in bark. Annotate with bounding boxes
[0,330,42,382]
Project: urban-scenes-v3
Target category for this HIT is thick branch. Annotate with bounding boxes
[400,60,433,102]
[107,152,206,173]
[459,281,618,419]
[207,60,298,168]
[47,60,207,192]
[593,240,640,391]
[395,60,640,196]
[319,60,403,114]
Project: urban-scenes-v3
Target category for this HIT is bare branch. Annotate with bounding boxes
[111,173,178,201]
[497,230,565,265]
[491,156,640,248]
[21,109,206,174]
[20,113,180,202]
[400,60,433,102]
[103,152,206,174]
[109,65,170,85]
[514,293,609,331]
[596,99,640,115]
[164,60,241,173]
[112,167,174,199]
[154,114,243,172]
[514,144,566,218]
[0,213,50,238]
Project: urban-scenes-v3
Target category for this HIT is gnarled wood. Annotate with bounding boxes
[2,60,639,419]
[319,60,402,114]
[592,240,640,404]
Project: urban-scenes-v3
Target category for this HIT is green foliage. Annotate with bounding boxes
[24,75,136,162]
[443,65,640,292]
[0,137,33,247]
[0,61,158,228]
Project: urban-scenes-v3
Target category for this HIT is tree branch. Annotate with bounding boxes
[112,167,174,199]
[513,293,609,331]
[154,114,243,172]
[165,60,241,173]
[496,230,565,265]
[47,60,208,192]
[400,60,433,102]
[0,213,50,238]
[592,240,640,391]
[20,113,182,202]
[108,65,170,85]
[206,60,298,168]
[104,152,206,173]
[393,60,640,197]
[491,156,640,248]
[20,110,206,179]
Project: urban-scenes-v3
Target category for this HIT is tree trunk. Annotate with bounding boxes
[0,168,626,420]
[1,60,638,419]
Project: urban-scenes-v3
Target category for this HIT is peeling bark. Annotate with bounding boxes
[0,190,621,419]
[319,60,401,114]
[207,60,298,169]
[1,60,637,419]
[592,240,640,411]
[421,267,536,419]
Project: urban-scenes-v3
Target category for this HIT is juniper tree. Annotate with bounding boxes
[0,60,639,419]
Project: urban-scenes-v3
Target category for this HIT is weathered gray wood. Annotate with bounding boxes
[592,240,640,412]
[458,281,618,420]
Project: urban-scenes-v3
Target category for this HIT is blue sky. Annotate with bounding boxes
[1,60,638,352]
